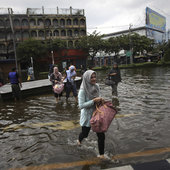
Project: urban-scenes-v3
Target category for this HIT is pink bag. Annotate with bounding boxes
[53,83,64,94]
[90,101,117,133]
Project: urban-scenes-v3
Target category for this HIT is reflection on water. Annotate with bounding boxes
[0,67,170,169]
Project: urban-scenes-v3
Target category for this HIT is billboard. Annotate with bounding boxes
[146,7,166,32]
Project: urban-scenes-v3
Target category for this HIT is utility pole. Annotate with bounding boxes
[168,29,170,41]
[50,31,54,65]
[8,8,18,70]
[129,24,133,64]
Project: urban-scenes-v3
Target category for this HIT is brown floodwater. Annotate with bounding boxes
[0,66,170,170]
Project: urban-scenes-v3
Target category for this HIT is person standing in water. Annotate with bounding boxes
[108,62,121,96]
[8,67,22,101]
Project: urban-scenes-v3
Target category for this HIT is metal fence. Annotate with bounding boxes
[0,7,84,15]
[0,8,9,14]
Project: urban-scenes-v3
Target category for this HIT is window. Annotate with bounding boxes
[7,32,12,40]
[53,19,58,26]
[14,19,20,26]
[22,19,29,26]
[67,19,72,25]
[73,18,78,25]
[80,30,86,36]
[60,19,65,26]
[0,20,4,27]
[31,31,37,37]
[0,44,5,50]
[15,31,21,40]
[74,30,79,36]
[38,19,43,26]
[8,43,13,50]
[38,30,44,37]
[75,40,79,48]
[80,19,85,25]
[45,19,51,27]
[30,19,36,26]
[5,19,10,27]
[54,30,59,36]
[22,31,29,39]
[67,30,72,37]
[61,30,66,36]
[0,32,5,39]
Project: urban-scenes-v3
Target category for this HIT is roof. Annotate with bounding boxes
[103,26,165,38]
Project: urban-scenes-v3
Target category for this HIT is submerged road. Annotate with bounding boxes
[0,77,81,101]
[0,67,170,170]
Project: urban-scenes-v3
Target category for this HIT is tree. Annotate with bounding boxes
[52,39,67,51]
[76,31,104,66]
[17,39,48,77]
[130,33,154,56]
[17,39,47,62]
[51,39,67,70]
[163,40,170,62]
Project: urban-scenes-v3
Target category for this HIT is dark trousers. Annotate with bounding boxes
[79,126,105,155]
[54,92,62,98]
[66,82,77,98]
[11,84,21,100]
[111,83,118,96]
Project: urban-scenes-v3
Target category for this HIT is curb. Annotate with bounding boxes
[105,158,170,170]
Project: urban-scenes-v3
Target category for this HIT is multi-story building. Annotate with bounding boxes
[102,26,166,43]
[103,7,166,43]
[0,7,86,59]
[100,7,167,65]
[0,7,87,81]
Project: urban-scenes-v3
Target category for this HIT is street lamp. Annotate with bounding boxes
[129,24,133,64]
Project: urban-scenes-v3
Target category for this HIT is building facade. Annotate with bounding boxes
[103,7,167,43]
[0,7,86,60]
[103,26,166,43]
[0,7,87,82]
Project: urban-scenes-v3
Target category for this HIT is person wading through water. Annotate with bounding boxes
[77,70,107,159]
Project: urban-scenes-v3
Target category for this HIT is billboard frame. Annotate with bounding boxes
[146,7,166,33]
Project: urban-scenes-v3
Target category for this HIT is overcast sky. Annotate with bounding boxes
[1,0,170,34]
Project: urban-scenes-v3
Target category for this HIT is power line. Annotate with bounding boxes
[87,25,130,29]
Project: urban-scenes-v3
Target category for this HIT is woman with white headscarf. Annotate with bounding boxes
[64,65,78,102]
[77,70,105,158]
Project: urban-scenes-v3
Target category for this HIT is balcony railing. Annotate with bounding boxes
[0,7,84,16]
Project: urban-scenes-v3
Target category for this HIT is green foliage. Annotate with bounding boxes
[75,32,155,60]
[75,31,105,65]
[75,35,89,49]
[163,40,170,62]
[103,33,154,56]
[17,39,47,62]
[101,65,109,70]
[107,37,121,54]
[163,49,170,62]
[44,39,67,51]
[76,31,104,56]
[52,39,67,50]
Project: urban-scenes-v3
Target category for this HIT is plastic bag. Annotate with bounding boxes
[53,83,64,94]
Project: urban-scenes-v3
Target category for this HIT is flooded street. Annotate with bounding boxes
[0,66,170,170]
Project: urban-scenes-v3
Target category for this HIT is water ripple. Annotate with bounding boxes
[0,67,170,169]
